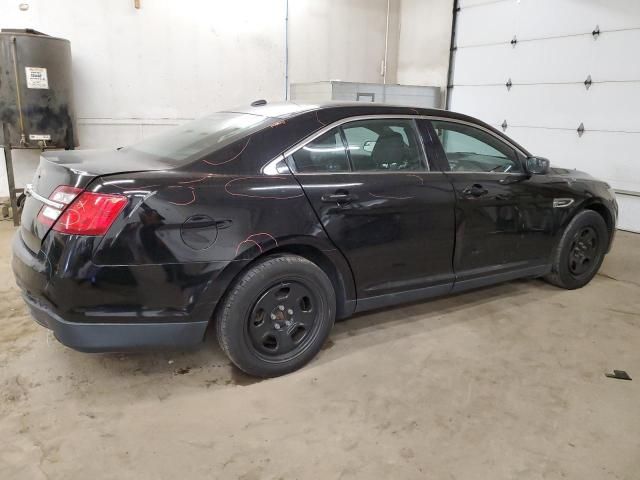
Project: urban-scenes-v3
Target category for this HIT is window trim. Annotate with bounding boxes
[337,125,354,171]
[262,114,527,175]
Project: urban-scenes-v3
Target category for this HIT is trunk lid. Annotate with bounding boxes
[20,149,165,252]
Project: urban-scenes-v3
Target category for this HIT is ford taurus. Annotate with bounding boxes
[12,102,617,377]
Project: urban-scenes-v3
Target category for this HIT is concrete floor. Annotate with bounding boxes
[0,222,638,480]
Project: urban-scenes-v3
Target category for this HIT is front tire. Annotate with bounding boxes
[215,254,336,377]
[545,210,608,289]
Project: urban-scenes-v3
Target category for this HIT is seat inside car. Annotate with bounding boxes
[357,131,402,170]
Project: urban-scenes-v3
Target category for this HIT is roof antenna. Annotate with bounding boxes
[251,99,267,107]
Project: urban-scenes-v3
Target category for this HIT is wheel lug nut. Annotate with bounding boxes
[274,323,281,330]
[270,313,277,320]
[285,320,292,326]
[287,309,294,315]
[278,305,285,311]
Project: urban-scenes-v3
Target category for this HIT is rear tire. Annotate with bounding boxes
[215,254,336,378]
[545,210,608,289]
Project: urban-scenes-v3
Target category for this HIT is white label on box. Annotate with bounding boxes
[29,134,52,141]
[25,67,49,89]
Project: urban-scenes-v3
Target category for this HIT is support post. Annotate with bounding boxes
[445,0,460,110]
[2,123,20,226]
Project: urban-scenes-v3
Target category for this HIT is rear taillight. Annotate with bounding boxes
[37,185,128,236]
[37,186,83,227]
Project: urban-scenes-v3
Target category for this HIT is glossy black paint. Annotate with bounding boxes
[12,102,618,351]
[294,171,456,299]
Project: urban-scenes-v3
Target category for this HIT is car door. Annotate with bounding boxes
[287,117,456,309]
[428,119,555,288]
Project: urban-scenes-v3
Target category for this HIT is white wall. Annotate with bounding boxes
[1,0,286,144]
[450,0,640,232]
[0,0,453,197]
[288,0,397,87]
[1,0,287,196]
[397,0,452,99]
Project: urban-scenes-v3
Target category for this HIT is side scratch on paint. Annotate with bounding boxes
[247,232,278,245]
[235,232,279,256]
[368,192,415,200]
[111,183,160,190]
[235,239,262,256]
[405,174,424,185]
[178,174,223,184]
[168,186,196,206]
[224,177,304,199]
[202,137,251,166]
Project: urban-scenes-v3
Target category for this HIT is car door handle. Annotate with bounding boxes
[462,184,488,197]
[321,191,355,203]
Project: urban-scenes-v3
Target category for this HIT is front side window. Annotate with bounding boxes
[432,120,522,173]
[342,119,426,172]
[290,128,350,173]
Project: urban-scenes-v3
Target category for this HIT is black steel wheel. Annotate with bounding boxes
[216,254,335,377]
[546,210,608,289]
[247,280,321,360]
[567,226,599,276]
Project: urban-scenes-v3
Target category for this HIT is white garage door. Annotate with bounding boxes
[449,0,640,232]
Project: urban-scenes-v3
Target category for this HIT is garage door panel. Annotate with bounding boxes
[590,30,640,80]
[455,38,591,85]
[504,127,583,168]
[505,127,640,195]
[616,196,640,233]
[457,2,518,47]
[449,85,511,126]
[455,31,640,86]
[513,37,593,84]
[458,0,640,48]
[516,0,640,39]
[453,45,511,85]
[452,83,640,132]
[513,30,640,83]
[515,0,598,38]
[580,83,640,131]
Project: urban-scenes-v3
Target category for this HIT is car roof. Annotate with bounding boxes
[224,100,453,119]
[223,101,531,157]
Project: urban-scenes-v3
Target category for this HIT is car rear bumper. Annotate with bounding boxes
[21,292,208,352]
[12,231,217,352]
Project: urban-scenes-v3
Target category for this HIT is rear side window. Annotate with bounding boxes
[342,119,426,171]
[123,112,274,165]
[290,128,350,173]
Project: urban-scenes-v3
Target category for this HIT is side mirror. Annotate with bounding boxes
[363,140,376,152]
[526,156,550,175]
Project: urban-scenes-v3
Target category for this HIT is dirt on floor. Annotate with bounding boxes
[0,220,639,480]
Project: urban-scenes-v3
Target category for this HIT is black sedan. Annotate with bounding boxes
[12,102,617,377]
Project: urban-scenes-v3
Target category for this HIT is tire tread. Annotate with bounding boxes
[215,254,335,377]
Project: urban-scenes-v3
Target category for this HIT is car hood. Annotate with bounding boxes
[549,167,598,181]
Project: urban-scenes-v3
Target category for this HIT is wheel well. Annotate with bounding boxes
[234,244,351,319]
[584,202,614,248]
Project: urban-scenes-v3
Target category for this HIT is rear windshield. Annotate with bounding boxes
[122,112,275,164]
